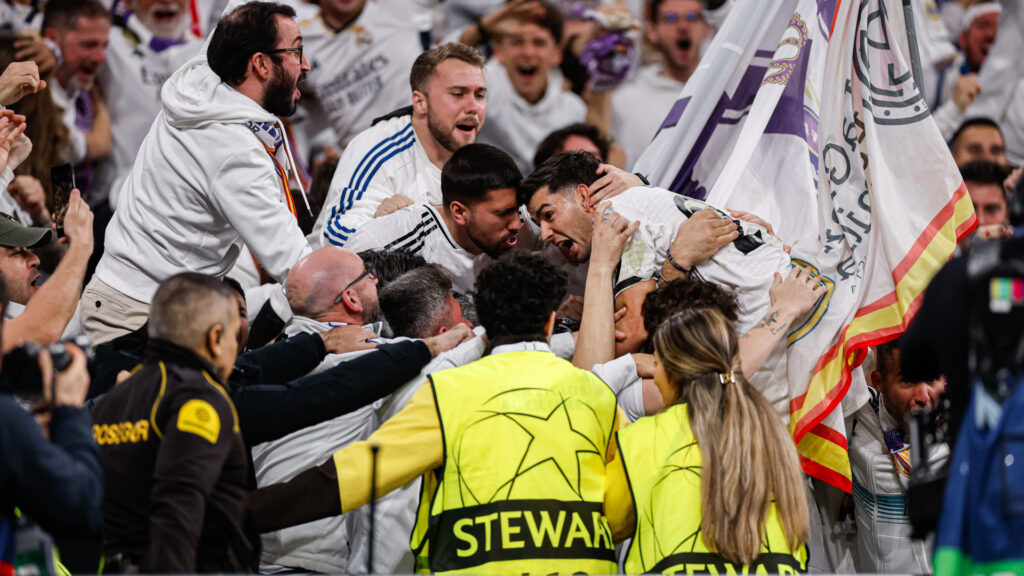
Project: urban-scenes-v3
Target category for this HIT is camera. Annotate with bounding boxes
[0,336,94,401]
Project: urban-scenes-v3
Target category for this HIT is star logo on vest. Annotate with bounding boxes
[452,390,609,505]
[503,397,603,499]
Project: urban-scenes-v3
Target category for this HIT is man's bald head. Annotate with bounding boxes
[286,247,377,322]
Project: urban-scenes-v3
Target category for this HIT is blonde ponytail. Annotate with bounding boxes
[653,309,809,565]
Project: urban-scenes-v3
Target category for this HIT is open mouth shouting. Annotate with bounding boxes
[517,65,539,79]
[454,118,479,136]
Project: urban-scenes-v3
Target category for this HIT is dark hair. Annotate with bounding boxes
[41,0,109,32]
[960,160,1011,188]
[475,252,567,342]
[951,117,1004,151]
[207,2,296,86]
[149,273,236,349]
[0,274,8,323]
[380,264,454,338]
[648,0,665,23]
[641,279,739,352]
[410,42,486,93]
[442,144,522,209]
[222,277,245,300]
[298,158,337,236]
[518,151,602,206]
[508,0,564,44]
[874,338,900,378]
[357,250,427,291]
[533,123,610,168]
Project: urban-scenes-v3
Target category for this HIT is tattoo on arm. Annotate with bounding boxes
[750,309,789,336]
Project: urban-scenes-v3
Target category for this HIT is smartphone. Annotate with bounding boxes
[50,163,75,232]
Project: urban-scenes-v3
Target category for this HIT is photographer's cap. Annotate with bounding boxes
[0,212,51,249]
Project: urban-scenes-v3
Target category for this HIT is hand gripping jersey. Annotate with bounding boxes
[609,186,794,415]
[411,349,619,575]
[617,403,808,574]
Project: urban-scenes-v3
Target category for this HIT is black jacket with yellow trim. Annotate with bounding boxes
[91,339,256,573]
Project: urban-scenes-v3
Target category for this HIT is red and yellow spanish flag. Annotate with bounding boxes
[634,0,975,492]
[789,0,975,491]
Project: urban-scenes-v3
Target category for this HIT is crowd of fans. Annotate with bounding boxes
[0,0,1020,574]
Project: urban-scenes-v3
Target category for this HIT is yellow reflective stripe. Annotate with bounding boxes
[149,361,168,439]
[202,371,240,433]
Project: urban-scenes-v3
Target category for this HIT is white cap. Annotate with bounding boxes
[961,2,1001,33]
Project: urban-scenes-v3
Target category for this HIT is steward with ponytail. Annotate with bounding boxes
[607,307,809,573]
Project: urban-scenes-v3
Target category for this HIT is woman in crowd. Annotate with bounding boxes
[607,307,810,573]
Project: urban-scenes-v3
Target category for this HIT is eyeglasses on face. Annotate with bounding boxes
[333,261,377,305]
[265,45,304,62]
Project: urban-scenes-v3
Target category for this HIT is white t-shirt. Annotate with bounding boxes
[292,1,431,150]
[611,65,685,171]
[477,61,587,174]
[313,115,442,248]
[344,203,489,294]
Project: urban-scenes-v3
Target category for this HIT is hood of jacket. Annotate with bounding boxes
[161,54,277,129]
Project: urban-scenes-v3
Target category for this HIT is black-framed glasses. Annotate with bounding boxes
[265,45,304,62]
[333,262,377,305]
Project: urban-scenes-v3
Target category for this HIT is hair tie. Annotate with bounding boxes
[718,371,736,386]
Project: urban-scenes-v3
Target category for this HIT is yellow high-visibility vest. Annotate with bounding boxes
[618,403,808,574]
[412,349,619,575]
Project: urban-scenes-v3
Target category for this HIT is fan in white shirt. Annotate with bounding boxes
[313,42,488,247]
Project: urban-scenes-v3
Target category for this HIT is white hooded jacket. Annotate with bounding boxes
[95,48,311,303]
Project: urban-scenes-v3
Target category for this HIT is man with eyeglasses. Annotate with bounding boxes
[252,246,473,573]
[610,0,713,169]
[83,1,314,345]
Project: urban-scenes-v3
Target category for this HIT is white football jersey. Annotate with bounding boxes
[344,203,489,294]
[314,115,442,248]
[293,0,432,149]
[96,17,203,204]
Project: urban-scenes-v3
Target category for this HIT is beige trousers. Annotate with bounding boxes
[79,277,150,345]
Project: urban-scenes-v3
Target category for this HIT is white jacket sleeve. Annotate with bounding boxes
[208,149,311,284]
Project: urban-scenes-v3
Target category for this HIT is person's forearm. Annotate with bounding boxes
[233,332,326,386]
[250,460,340,533]
[3,244,90,352]
[573,265,617,370]
[233,340,431,445]
[738,305,801,378]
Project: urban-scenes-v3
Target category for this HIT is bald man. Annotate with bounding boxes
[284,246,382,328]
[252,247,472,573]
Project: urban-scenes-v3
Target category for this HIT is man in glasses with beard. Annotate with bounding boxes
[83,1,314,345]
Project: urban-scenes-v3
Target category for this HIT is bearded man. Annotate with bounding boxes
[82,1,314,344]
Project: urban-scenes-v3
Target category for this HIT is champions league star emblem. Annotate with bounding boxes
[852,1,929,126]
